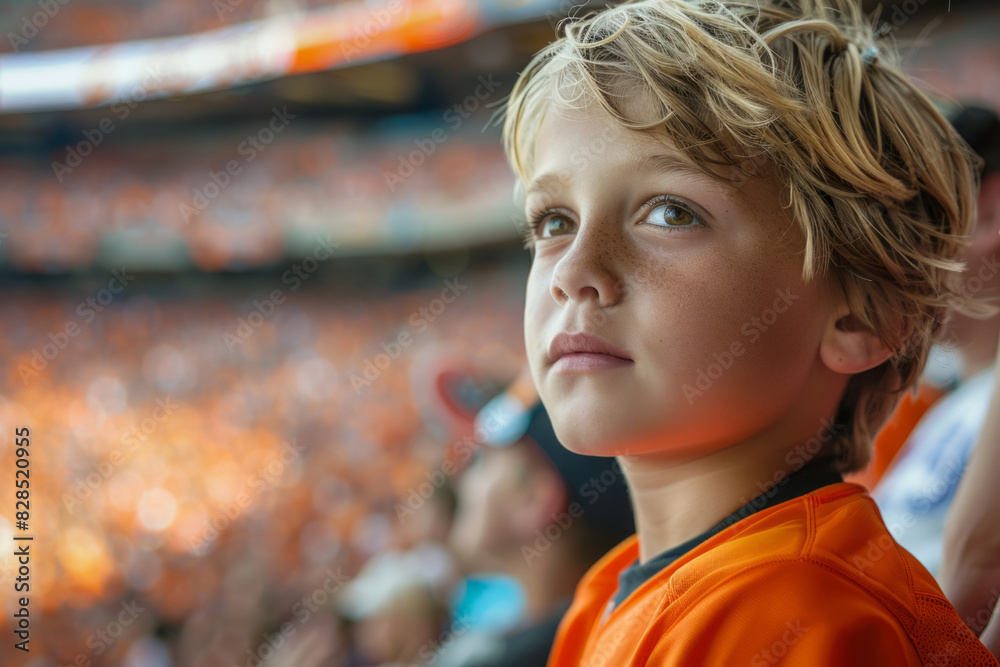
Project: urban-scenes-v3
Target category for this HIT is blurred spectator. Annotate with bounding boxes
[439,366,635,667]
[871,104,1000,575]
[338,551,450,666]
[941,333,1000,659]
[263,612,347,667]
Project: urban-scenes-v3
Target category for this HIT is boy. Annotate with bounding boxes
[495,0,1000,664]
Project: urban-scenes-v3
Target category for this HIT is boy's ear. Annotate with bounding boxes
[820,306,895,375]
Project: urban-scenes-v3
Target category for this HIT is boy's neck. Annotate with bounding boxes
[618,431,835,565]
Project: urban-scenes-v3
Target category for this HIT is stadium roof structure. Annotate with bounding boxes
[0,0,568,114]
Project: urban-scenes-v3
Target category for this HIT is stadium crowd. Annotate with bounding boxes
[1,122,512,273]
[0,263,527,665]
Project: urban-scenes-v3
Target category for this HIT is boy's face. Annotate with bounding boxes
[523,99,840,459]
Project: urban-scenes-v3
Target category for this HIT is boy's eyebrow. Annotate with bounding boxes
[524,172,566,199]
[632,152,710,180]
[524,152,713,199]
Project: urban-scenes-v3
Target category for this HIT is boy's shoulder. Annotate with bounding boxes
[667,482,940,618]
[549,483,998,666]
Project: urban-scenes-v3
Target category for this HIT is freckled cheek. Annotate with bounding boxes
[723,265,823,373]
[641,256,812,370]
[635,256,749,357]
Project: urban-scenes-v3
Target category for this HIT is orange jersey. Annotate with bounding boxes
[547,482,998,666]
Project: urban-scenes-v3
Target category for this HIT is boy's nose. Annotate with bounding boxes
[549,225,626,309]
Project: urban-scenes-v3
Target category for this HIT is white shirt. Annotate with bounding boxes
[873,366,995,576]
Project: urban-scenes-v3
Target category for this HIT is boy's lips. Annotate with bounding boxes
[547,332,633,370]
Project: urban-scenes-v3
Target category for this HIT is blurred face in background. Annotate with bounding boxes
[941,170,1000,373]
[448,441,566,572]
[398,483,454,550]
[955,173,1000,307]
[449,445,528,570]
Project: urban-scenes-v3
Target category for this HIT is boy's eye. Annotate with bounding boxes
[523,195,704,244]
[647,202,698,228]
[539,215,573,238]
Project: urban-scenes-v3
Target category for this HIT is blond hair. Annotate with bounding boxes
[496,0,993,473]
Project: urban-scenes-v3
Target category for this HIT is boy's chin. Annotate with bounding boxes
[550,414,720,461]
[558,440,624,458]
[547,418,641,458]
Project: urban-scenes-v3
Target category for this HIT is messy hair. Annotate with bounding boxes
[497,0,993,473]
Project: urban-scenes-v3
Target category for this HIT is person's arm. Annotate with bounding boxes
[940,332,1000,658]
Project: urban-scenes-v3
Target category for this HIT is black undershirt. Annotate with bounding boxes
[610,455,845,609]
